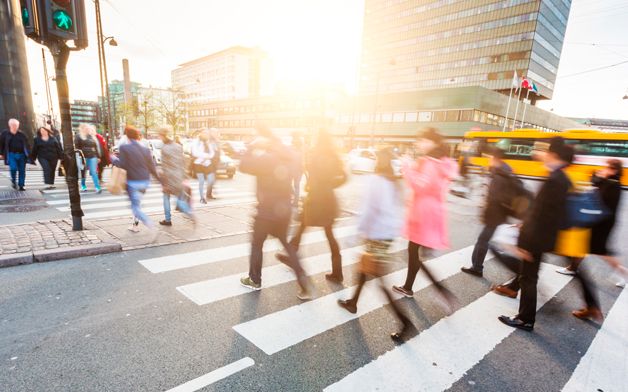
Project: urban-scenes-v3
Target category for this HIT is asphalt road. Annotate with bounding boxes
[1,174,626,392]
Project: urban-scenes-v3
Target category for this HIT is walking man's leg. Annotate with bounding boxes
[163,193,172,222]
[517,253,542,325]
[8,153,18,186]
[324,225,343,279]
[16,153,26,188]
[469,225,497,273]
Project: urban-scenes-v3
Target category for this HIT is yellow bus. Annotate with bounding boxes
[460,129,628,188]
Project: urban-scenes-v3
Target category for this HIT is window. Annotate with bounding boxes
[491,138,536,160]
[460,110,474,122]
[393,113,405,122]
[433,111,447,122]
[446,110,460,122]
[381,113,393,122]
[405,112,418,122]
[418,111,432,122]
[566,140,628,158]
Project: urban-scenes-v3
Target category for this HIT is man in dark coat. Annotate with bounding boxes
[461,147,512,277]
[239,126,311,300]
[497,137,573,331]
[0,119,31,191]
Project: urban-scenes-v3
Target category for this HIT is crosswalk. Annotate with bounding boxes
[137,224,628,392]
[1,170,256,219]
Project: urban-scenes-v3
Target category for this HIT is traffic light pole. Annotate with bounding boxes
[50,41,84,230]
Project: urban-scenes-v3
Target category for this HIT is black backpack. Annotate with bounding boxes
[501,174,534,220]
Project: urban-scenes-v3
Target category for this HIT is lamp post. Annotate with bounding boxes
[95,0,117,147]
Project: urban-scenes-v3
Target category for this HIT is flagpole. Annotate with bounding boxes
[520,89,531,128]
[512,85,523,131]
[502,83,514,132]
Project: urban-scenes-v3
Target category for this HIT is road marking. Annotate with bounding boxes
[562,287,628,392]
[177,241,404,305]
[45,187,240,204]
[165,357,254,392]
[232,246,474,355]
[139,225,360,274]
[323,266,572,391]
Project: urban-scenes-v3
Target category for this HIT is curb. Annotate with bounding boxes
[0,242,122,269]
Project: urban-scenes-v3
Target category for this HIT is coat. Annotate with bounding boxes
[518,166,571,255]
[94,133,110,166]
[482,163,513,227]
[302,149,346,227]
[402,156,458,249]
[160,141,185,195]
[31,136,63,162]
[1,130,31,165]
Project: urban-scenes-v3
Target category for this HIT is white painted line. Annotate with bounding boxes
[82,197,256,219]
[140,225,359,274]
[323,266,572,391]
[562,288,628,392]
[46,187,240,204]
[177,242,405,306]
[165,357,254,392]
[232,246,474,355]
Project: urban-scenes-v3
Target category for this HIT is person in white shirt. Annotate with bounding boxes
[191,128,218,204]
[337,147,411,341]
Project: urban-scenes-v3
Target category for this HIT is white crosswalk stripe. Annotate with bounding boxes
[136,227,628,391]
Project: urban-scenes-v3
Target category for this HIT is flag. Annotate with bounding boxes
[521,78,532,90]
[511,72,520,88]
[531,81,539,94]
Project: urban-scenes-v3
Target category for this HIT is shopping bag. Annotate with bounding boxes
[106,166,127,195]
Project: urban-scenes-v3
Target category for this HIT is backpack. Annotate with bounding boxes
[501,174,534,220]
[563,189,610,229]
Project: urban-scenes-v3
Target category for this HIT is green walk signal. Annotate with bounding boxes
[52,9,73,31]
[21,7,30,26]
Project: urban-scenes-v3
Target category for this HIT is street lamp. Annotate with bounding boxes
[95,0,117,147]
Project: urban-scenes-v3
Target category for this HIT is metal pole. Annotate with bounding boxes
[42,49,55,125]
[50,42,84,230]
[520,89,531,128]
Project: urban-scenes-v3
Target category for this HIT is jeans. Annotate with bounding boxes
[249,217,307,289]
[471,224,498,271]
[127,180,151,227]
[38,158,58,185]
[8,152,26,187]
[163,192,193,222]
[81,157,100,190]
[197,172,216,199]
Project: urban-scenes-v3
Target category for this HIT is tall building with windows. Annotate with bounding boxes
[360,0,571,101]
[171,46,272,103]
[70,100,100,132]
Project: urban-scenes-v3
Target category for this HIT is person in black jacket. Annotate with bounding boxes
[239,126,311,301]
[461,147,512,277]
[31,127,63,189]
[496,137,573,331]
[75,124,102,193]
[0,119,31,191]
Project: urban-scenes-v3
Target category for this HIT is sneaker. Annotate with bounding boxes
[392,285,413,298]
[80,186,87,192]
[200,197,207,204]
[572,307,603,323]
[18,186,25,191]
[128,222,140,233]
[240,276,261,291]
[159,220,172,226]
[337,299,357,314]
[460,266,483,277]
[297,288,312,301]
[556,267,577,276]
[96,188,102,194]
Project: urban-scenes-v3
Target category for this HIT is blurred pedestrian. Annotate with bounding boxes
[75,124,102,193]
[30,127,63,190]
[275,129,346,282]
[192,129,219,203]
[157,127,195,227]
[112,126,161,240]
[239,126,311,300]
[392,128,458,307]
[461,147,513,277]
[0,119,31,191]
[290,132,304,207]
[88,127,110,182]
[496,137,573,331]
[337,148,410,341]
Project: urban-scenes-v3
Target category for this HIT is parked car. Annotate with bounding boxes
[146,139,163,165]
[346,148,402,176]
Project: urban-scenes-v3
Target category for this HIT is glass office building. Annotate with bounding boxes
[360,0,571,101]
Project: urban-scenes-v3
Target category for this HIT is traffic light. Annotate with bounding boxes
[42,0,88,48]
[19,0,39,38]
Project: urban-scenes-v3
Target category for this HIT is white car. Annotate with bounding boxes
[146,140,163,165]
[347,148,402,176]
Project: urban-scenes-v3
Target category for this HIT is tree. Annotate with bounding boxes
[156,91,187,138]
[136,92,158,137]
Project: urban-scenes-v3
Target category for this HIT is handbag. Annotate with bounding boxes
[564,189,610,228]
[106,166,127,195]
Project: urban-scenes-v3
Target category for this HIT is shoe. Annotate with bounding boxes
[616,279,626,288]
[200,198,207,204]
[128,222,140,233]
[556,267,577,276]
[325,273,344,283]
[461,266,483,277]
[337,299,357,314]
[240,276,261,291]
[392,285,413,298]
[159,220,172,226]
[207,195,217,200]
[11,182,17,190]
[80,187,87,192]
[390,325,410,342]
[18,186,25,191]
[297,288,312,301]
[96,188,102,194]
[572,307,603,323]
[492,284,518,299]
[49,185,56,190]
[498,315,534,331]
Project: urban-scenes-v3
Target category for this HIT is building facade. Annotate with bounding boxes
[360,0,571,101]
[171,46,272,104]
[0,0,35,137]
[70,100,100,132]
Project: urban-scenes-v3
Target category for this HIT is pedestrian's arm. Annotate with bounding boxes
[30,140,39,161]
[402,159,431,192]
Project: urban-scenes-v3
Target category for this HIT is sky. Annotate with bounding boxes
[25,0,628,121]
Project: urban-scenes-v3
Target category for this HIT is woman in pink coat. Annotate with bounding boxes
[392,129,458,313]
